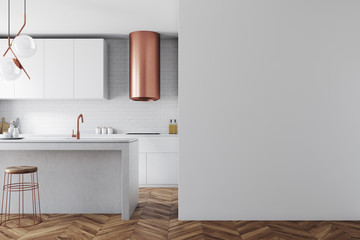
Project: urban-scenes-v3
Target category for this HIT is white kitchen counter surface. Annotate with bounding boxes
[0,136,137,143]
[0,137,138,151]
[20,134,178,138]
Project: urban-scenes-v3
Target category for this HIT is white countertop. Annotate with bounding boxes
[19,133,178,139]
[0,135,139,151]
[0,133,178,143]
[0,137,137,143]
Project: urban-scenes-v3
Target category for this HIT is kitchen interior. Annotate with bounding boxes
[0,0,180,238]
[1,0,359,239]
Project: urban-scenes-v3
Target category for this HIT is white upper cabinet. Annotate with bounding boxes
[0,38,108,99]
[44,39,74,99]
[0,39,15,98]
[74,39,108,99]
[15,39,44,98]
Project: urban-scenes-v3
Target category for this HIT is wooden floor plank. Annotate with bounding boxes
[0,188,360,239]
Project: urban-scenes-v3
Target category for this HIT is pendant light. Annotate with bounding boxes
[0,0,35,81]
[13,0,36,58]
[0,57,21,81]
[13,35,37,58]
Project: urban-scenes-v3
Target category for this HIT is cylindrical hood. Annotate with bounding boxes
[129,31,160,101]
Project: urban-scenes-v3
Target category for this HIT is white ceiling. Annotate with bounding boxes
[0,0,179,38]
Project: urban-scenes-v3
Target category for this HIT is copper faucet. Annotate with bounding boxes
[72,114,84,139]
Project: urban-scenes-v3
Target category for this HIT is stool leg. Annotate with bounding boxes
[4,173,9,226]
[18,174,20,227]
[36,172,41,221]
[31,173,35,225]
[22,174,24,219]
[1,173,6,226]
[7,174,12,221]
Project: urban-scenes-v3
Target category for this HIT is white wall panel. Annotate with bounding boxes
[179,0,360,220]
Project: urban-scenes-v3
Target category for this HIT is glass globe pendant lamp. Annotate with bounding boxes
[13,35,37,58]
[0,57,21,81]
[0,0,33,81]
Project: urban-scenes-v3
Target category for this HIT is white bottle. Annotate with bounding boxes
[173,119,178,134]
[102,127,107,135]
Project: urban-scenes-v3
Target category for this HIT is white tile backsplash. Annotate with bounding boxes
[0,39,178,134]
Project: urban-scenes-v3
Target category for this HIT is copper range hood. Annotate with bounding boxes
[129,31,160,101]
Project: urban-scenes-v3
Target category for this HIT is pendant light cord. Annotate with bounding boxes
[8,0,10,39]
[24,0,26,15]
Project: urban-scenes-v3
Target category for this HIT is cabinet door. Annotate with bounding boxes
[44,39,73,98]
[139,153,147,185]
[74,39,107,99]
[15,39,44,98]
[147,153,178,184]
[0,39,15,98]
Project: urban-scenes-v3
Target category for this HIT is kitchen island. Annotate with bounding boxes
[0,137,139,220]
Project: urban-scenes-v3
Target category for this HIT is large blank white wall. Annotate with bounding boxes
[179,0,360,220]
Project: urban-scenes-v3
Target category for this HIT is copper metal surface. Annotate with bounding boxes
[3,12,31,79]
[75,114,84,140]
[0,169,41,227]
[129,31,160,101]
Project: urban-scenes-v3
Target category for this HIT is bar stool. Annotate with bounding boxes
[0,166,41,227]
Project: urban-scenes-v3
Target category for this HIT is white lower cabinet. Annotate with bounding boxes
[147,153,179,185]
[139,153,147,185]
[137,136,179,186]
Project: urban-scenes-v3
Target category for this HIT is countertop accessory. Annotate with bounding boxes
[129,31,160,101]
[107,127,113,134]
[8,120,15,135]
[2,132,11,138]
[169,119,173,134]
[102,127,107,135]
[1,166,41,227]
[1,118,10,134]
[14,118,19,128]
[12,127,19,138]
[95,127,101,134]
[173,119,178,134]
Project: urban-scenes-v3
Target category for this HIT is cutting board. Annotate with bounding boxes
[1,117,10,134]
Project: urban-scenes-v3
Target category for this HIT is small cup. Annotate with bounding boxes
[107,127,114,134]
[3,132,11,138]
[95,127,101,134]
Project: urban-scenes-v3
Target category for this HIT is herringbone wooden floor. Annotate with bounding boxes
[0,188,359,239]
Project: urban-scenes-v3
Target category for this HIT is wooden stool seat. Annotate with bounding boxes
[4,166,38,174]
